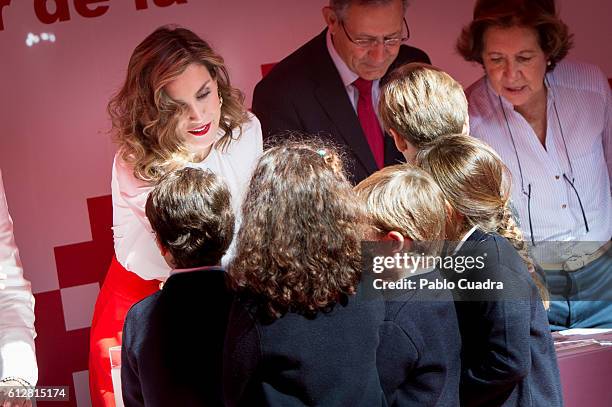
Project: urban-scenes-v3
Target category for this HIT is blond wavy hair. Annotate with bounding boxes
[416,135,549,305]
[229,140,366,320]
[380,63,468,148]
[108,25,248,183]
[355,164,446,257]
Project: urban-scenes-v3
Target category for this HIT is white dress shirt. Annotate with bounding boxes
[0,170,37,385]
[467,60,611,262]
[326,30,382,117]
[111,113,263,281]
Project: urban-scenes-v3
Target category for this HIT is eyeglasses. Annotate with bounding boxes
[340,18,410,49]
[497,77,590,246]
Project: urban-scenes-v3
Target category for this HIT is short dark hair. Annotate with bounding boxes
[145,167,235,269]
[456,0,573,71]
[330,0,408,19]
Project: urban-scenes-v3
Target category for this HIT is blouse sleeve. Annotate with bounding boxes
[251,112,264,154]
[239,112,264,178]
[111,156,170,280]
[218,114,264,268]
[0,170,37,385]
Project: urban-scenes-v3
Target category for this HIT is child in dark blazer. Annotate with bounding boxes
[223,141,386,407]
[417,135,562,407]
[355,164,461,406]
[121,167,235,407]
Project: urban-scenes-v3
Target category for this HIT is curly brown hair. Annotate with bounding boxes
[108,25,248,183]
[457,0,573,71]
[228,140,366,319]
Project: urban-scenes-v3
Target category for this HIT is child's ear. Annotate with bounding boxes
[389,128,408,153]
[155,235,178,269]
[384,231,413,252]
[154,234,168,257]
[389,128,419,164]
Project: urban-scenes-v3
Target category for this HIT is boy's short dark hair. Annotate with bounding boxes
[145,167,235,269]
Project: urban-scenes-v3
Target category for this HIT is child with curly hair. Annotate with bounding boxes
[224,141,385,407]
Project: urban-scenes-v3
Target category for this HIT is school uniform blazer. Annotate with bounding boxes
[223,281,387,407]
[377,269,461,406]
[252,30,430,184]
[443,229,562,407]
[121,267,232,407]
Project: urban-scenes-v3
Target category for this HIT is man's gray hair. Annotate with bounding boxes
[330,0,409,19]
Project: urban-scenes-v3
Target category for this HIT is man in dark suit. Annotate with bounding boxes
[252,0,430,183]
[121,167,235,407]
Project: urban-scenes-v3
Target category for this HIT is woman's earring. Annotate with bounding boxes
[219,95,223,106]
[547,61,551,66]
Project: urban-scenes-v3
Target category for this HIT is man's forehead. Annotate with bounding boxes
[343,1,405,34]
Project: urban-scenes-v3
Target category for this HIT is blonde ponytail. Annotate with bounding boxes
[417,134,549,308]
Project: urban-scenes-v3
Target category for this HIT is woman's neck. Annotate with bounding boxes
[189,144,213,163]
[514,86,548,146]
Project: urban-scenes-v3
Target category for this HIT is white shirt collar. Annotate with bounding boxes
[326,29,359,88]
[453,225,478,255]
[170,265,221,276]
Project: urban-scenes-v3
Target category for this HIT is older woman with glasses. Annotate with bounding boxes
[457,0,611,330]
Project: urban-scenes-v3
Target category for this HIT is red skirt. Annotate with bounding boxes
[88,256,160,407]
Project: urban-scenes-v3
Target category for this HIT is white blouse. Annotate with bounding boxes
[111,113,263,281]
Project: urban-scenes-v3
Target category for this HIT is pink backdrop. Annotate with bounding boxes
[0,0,610,405]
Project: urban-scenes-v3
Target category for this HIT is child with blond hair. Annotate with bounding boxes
[355,164,461,406]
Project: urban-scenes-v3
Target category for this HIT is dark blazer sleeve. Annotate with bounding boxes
[252,78,303,142]
[223,300,262,407]
[459,264,532,407]
[121,309,145,407]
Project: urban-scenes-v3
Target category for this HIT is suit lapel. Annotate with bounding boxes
[310,31,378,175]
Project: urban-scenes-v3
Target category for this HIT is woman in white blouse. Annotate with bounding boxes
[88,25,262,407]
[457,0,611,330]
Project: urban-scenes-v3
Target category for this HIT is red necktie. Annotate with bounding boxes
[353,78,384,169]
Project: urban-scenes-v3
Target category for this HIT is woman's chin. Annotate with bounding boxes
[502,90,529,107]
